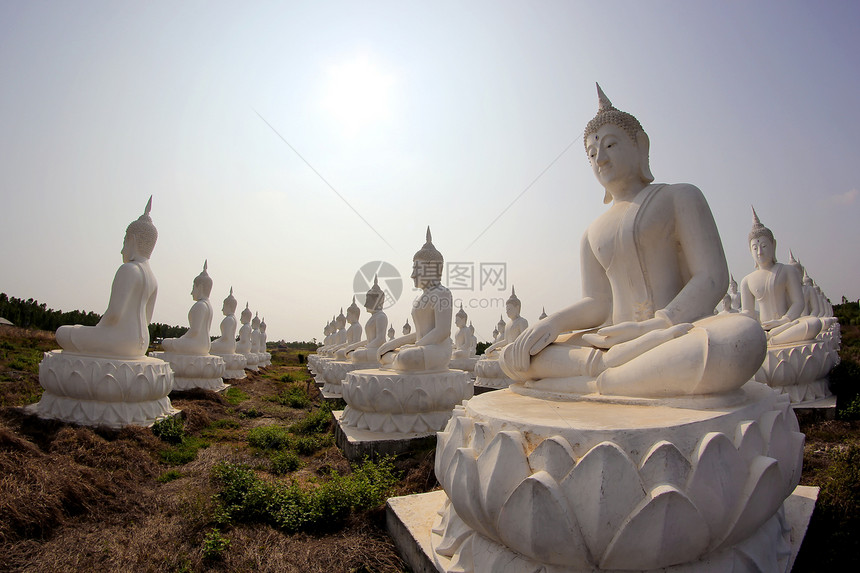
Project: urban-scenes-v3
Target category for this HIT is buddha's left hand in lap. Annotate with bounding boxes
[581,316,672,349]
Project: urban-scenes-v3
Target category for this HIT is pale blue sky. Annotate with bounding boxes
[1,1,858,342]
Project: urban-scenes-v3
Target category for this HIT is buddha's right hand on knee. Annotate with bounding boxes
[503,321,559,372]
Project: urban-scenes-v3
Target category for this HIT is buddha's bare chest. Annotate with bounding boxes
[589,200,672,269]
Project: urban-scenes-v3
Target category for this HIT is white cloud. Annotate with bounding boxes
[830,188,859,205]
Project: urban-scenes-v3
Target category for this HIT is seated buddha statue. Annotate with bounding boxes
[377,228,454,373]
[57,197,159,360]
[467,322,478,357]
[499,85,766,397]
[345,276,388,364]
[334,298,363,359]
[250,313,262,354]
[162,261,214,355]
[235,303,253,355]
[801,270,822,317]
[210,288,238,355]
[452,304,472,360]
[740,209,822,345]
[484,287,529,356]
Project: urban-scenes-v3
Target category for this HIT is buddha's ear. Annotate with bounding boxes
[636,131,655,183]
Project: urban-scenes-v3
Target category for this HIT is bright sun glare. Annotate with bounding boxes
[322,54,395,135]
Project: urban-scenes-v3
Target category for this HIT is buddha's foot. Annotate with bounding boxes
[341,368,473,434]
[34,351,178,428]
[431,383,802,572]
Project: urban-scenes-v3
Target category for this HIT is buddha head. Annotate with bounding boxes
[729,275,738,295]
[388,324,395,340]
[346,296,361,323]
[261,318,267,333]
[505,286,521,319]
[222,287,238,316]
[455,303,468,328]
[497,315,506,335]
[240,303,252,324]
[748,207,777,269]
[403,320,411,335]
[788,250,804,276]
[539,307,547,321]
[584,84,654,203]
[468,321,475,336]
[803,269,813,287]
[323,321,332,337]
[364,275,385,312]
[412,227,444,289]
[252,312,261,329]
[335,309,346,330]
[192,260,213,300]
[123,196,158,261]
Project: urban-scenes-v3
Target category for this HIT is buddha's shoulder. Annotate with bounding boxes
[115,261,147,278]
[656,183,707,202]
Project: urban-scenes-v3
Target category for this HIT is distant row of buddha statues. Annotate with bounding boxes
[32,198,273,428]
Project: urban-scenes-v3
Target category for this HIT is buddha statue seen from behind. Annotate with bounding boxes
[499,85,766,397]
[57,197,158,359]
[162,261,214,355]
[377,228,454,373]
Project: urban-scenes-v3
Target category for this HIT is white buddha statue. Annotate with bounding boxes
[484,287,528,356]
[333,298,363,360]
[377,228,455,372]
[466,322,477,357]
[451,304,472,360]
[235,303,253,355]
[162,261,214,355]
[498,85,766,398]
[340,228,472,435]
[259,317,272,367]
[801,270,822,317]
[345,276,388,365]
[209,287,247,379]
[36,197,179,427]
[740,208,822,345]
[57,197,159,359]
[430,85,802,573]
[728,275,741,311]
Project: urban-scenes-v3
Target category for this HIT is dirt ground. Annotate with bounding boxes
[1,326,859,571]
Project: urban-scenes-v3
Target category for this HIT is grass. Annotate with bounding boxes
[211,457,400,533]
[223,387,250,405]
[265,384,311,408]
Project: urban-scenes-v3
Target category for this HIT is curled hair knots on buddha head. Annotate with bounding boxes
[126,196,158,258]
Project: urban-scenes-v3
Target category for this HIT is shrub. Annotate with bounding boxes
[159,437,209,465]
[247,425,291,451]
[152,416,185,445]
[279,373,295,383]
[224,387,249,405]
[201,528,230,560]
[270,450,301,475]
[289,406,333,435]
[211,457,399,533]
[239,407,263,419]
[267,385,310,409]
[291,434,333,456]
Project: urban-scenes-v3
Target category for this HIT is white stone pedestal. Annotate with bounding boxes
[755,339,836,403]
[449,357,478,375]
[473,356,514,392]
[32,350,179,428]
[322,360,370,398]
[243,351,259,371]
[428,382,805,572]
[211,352,247,380]
[341,368,473,434]
[150,351,227,392]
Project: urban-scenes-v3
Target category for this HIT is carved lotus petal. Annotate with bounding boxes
[447,448,495,540]
[376,387,402,414]
[734,421,766,463]
[436,414,473,489]
[718,455,786,550]
[797,351,824,384]
[469,421,489,454]
[686,432,746,540]
[476,431,530,526]
[527,435,576,482]
[561,441,645,560]
[639,440,691,489]
[769,358,794,387]
[496,471,590,567]
[601,485,709,570]
[404,387,432,413]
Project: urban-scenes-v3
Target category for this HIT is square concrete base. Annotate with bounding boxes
[386,486,819,573]
[793,395,837,423]
[320,389,343,402]
[333,410,438,461]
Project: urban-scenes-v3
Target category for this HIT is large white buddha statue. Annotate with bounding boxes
[35,197,178,427]
[151,261,226,391]
[740,209,822,345]
[498,87,765,398]
[339,229,472,435]
[57,198,159,359]
[162,261,215,355]
[209,287,247,379]
[428,87,802,573]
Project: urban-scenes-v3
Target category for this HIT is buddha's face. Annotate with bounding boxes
[347,308,359,323]
[505,301,520,319]
[121,233,135,263]
[750,236,776,269]
[586,124,641,190]
[412,260,442,289]
[455,314,466,328]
